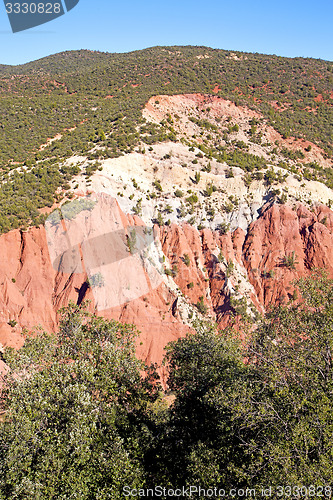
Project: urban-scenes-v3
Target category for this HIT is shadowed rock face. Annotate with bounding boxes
[1,201,333,378]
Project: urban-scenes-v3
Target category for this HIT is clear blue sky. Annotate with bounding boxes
[0,0,332,65]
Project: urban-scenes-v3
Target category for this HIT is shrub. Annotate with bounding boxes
[223,202,234,213]
[196,296,208,315]
[225,259,234,277]
[186,194,198,205]
[87,272,105,288]
[153,180,163,192]
[183,254,191,267]
[226,168,234,178]
[217,222,230,234]
[204,182,216,197]
[281,251,298,270]
[262,269,275,279]
[202,162,211,173]
[243,173,253,187]
[164,265,178,277]
[133,198,142,216]
[156,212,164,227]
[175,189,183,198]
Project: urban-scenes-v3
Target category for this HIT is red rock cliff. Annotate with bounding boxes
[1,202,333,378]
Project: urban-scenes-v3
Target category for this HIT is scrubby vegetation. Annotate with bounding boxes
[0,46,333,232]
[1,271,333,496]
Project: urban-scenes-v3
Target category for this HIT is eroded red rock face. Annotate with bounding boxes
[0,207,191,379]
[241,204,333,306]
[160,203,333,320]
[0,227,92,333]
[1,202,333,370]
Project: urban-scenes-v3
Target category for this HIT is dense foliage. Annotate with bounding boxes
[154,270,333,491]
[1,272,333,497]
[0,304,158,499]
[0,46,332,232]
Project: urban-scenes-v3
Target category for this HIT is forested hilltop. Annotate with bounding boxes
[0,45,333,232]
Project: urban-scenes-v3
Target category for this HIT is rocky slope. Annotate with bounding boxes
[143,93,331,169]
[1,200,333,379]
[1,93,333,378]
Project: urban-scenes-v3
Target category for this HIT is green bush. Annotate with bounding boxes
[194,171,201,184]
[186,194,198,205]
[153,180,163,192]
[196,296,208,315]
[281,251,298,270]
[183,253,191,266]
[225,259,234,277]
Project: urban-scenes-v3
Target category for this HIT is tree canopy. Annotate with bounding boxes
[1,271,333,497]
[148,270,333,490]
[0,304,158,499]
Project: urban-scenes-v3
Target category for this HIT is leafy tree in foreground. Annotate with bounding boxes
[1,271,333,497]
[153,270,333,490]
[0,303,157,500]
[237,269,333,486]
[146,321,249,489]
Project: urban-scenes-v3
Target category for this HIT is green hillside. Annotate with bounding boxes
[0,45,332,232]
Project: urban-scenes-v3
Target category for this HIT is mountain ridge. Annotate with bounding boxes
[2,45,332,74]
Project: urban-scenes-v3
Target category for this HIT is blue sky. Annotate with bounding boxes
[0,0,332,65]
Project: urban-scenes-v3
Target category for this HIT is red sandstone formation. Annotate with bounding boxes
[144,93,260,125]
[0,203,191,383]
[1,202,333,373]
[160,203,333,320]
